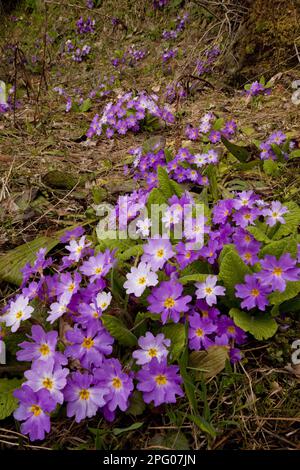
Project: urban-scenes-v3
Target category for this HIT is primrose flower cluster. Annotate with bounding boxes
[86,91,174,139]
[196,46,221,76]
[185,112,237,143]
[245,80,272,98]
[65,39,91,62]
[259,130,295,160]
[162,12,189,40]
[111,46,148,68]
[76,16,95,35]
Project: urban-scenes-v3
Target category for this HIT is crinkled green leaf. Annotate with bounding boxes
[0,378,23,420]
[269,281,300,305]
[162,323,186,360]
[219,249,252,299]
[260,237,298,258]
[101,315,137,347]
[229,308,278,340]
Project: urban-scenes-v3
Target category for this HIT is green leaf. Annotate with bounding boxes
[0,235,60,285]
[113,422,143,436]
[178,273,208,285]
[219,249,252,299]
[189,346,229,380]
[146,188,167,210]
[187,415,217,438]
[101,315,137,347]
[269,281,300,305]
[247,225,271,243]
[79,98,92,112]
[118,245,143,261]
[259,237,298,258]
[212,117,224,131]
[162,323,186,360]
[0,378,23,420]
[289,149,300,159]
[126,391,146,416]
[263,160,280,176]
[272,202,300,240]
[229,308,278,340]
[221,135,250,162]
[156,165,183,198]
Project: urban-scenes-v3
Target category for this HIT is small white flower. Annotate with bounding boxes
[195,275,225,306]
[96,291,112,311]
[47,300,68,324]
[124,262,158,297]
[136,218,152,237]
[1,295,33,332]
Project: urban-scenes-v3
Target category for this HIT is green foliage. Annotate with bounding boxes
[229,308,278,340]
[162,323,186,360]
[101,315,137,347]
[178,273,208,285]
[221,135,250,162]
[272,201,300,240]
[259,237,298,258]
[219,249,252,299]
[269,281,300,306]
[0,235,60,285]
[0,378,23,420]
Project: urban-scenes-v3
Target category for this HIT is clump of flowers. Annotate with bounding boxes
[65,40,91,62]
[196,46,220,76]
[259,130,295,160]
[153,0,169,8]
[244,78,272,98]
[111,46,148,68]
[86,91,174,139]
[162,12,189,40]
[76,16,95,34]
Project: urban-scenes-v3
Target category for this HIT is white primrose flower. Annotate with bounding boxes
[1,295,33,332]
[124,262,158,297]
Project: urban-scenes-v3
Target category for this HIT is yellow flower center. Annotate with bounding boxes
[156,249,165,258]
[251,288,260,297]
[244,213,251,220]
[16,311,23,319]
[76,246,83,254]
[79,389,90,400]
[185,252,191,259]
[112,377,122,389]
[93,311,99,318]
[244,253,252,261]
[272,267,282,276]
[155,374,167,386]
[39,343,50,356]
[68,283,75,292]
[138,276,146,285]
[148,348,158,358]
[227,326,236,334]
[164,297,175,308]
[30,405,42,416]
[245,235,251,243]
[42,377,53,390]
[101,302,108,309]
[196,328,204,337]
[82,337,94,349]
[201,310,209,318]
[95,267,103,274]
[272,212,278,218]
[205,287,213,294]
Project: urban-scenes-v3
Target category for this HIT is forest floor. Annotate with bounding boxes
[0,0,300,450]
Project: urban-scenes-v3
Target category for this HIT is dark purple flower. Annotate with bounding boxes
[64,372,108,422]
[147,280,191,324]
[13,386,56,441]
[260,253,300,292]
[235,274,272,311]
[136,358,183,406]
[188,313,217,350]
[65,323,114,369]
[93,358,134,412]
